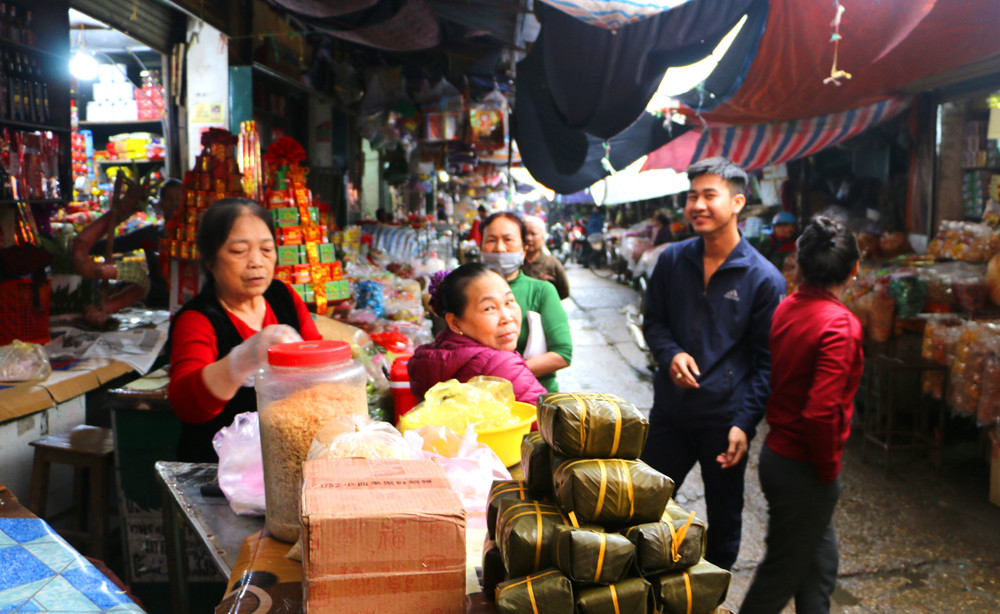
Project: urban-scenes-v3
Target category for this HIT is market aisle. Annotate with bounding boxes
[557,263,1000,612]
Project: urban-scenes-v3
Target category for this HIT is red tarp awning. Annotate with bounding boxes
[686,0,1000,125]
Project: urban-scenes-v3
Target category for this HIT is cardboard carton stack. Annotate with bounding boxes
[300,458,466,613]
[485,392,732,614]
[162,128,246,263]
[262,136,348,314]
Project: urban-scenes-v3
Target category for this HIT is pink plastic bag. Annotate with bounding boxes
[212,411,266,516]
[403,425,511,516]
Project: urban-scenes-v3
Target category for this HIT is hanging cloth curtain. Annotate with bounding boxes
[536,0,758,140]
[513,35,690,194]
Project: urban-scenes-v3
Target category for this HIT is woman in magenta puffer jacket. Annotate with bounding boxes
[408,263,547,405]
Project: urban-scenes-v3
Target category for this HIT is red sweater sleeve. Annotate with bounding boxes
[168,284,320,424]
[168,309,228,424]
[803,313,862,481]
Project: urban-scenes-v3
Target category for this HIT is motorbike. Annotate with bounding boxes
[547,223,571,264]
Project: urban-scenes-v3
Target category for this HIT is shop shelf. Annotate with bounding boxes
[0,119,71,133]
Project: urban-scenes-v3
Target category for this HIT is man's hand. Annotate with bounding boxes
[669,352,701,388]
[716,426,748,469]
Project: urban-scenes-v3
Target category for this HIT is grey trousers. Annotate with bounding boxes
[739,445,842,614]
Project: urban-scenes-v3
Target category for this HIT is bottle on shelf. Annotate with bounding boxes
[29,59,43,124]
[0,51,7,121]
[0,4,8,41]
[8,50,24,122]
[8,3,18,44]
[22,9,33,47]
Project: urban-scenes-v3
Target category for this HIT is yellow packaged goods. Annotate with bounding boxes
[551,524,636,585]
[648,559,731,614]
[495,570,574,614]
[574,577,655,614]
[538,392,649,459]
[487,480,531,540]
[301,458,466,614]
[399,377,521,432]
[497,500,567,578]
[521,432,554,499]
[552,457,673,525]
[623,513,706,575]
[256,341,368,543]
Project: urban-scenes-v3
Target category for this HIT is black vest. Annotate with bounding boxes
[169,280,299,462]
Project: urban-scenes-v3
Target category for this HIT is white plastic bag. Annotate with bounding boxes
[0,340,51,382]
[403,425,511,516]
[212,412,266,516]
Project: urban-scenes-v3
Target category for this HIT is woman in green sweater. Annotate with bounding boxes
[480,212,573,392]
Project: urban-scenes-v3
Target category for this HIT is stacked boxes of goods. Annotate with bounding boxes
[261,137,346,314]
[485,393,731,614]
[162,128,247,262]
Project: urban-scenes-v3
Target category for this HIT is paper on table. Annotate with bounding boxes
[523,310,547,359]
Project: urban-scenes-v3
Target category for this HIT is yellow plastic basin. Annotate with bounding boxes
[473,401,537,467]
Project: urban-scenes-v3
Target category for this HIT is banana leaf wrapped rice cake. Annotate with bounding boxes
[482,537,506,601]
[487,480,532,539]
[649,559,731,614]
[575,577,655,614]
[538,393,649,459]
[496,500,567,578]
[550,524,635,585]
[623,512,705,575]
[521,432,554,498]
[495,569,574,614]
[552,456,672,525]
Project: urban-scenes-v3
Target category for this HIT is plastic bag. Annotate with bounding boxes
[403,425,511,515]
[0,340,51,382]
[212,412,266,516]
[307,415,411,461]
[398,376,520,433]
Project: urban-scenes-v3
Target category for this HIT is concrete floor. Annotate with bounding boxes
[557,264,1000,613]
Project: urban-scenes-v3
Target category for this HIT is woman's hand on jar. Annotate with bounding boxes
[227,324,303,384]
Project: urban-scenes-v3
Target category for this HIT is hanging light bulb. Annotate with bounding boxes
[437,170,450,183]
[70,50,99,81]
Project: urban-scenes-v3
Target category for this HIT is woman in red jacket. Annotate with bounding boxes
[740,216,863,614]
[168,198,321,462]
[408,263,546,405]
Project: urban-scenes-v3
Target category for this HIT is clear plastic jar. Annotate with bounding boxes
[255,340,367,542]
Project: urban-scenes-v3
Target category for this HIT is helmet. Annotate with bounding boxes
[771,211,796,226]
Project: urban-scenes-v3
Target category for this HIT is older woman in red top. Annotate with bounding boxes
[168,198,321,462]
[740,216,863,614]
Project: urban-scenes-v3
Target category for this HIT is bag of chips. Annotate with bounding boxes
[552,457,672,525]
[538,393,649,459]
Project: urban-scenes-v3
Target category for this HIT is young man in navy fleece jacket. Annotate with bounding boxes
[641,157,785,571]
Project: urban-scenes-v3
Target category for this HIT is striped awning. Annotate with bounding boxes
[538,0,696,29]
[689,97,910,172]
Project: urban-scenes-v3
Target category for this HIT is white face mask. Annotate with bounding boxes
[481,251,524,276]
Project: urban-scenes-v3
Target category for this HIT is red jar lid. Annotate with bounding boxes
[267,340,352,367]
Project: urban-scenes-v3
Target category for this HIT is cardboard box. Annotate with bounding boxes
[302,458,466,614]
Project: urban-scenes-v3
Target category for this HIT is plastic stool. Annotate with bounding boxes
[28,425,114,560]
